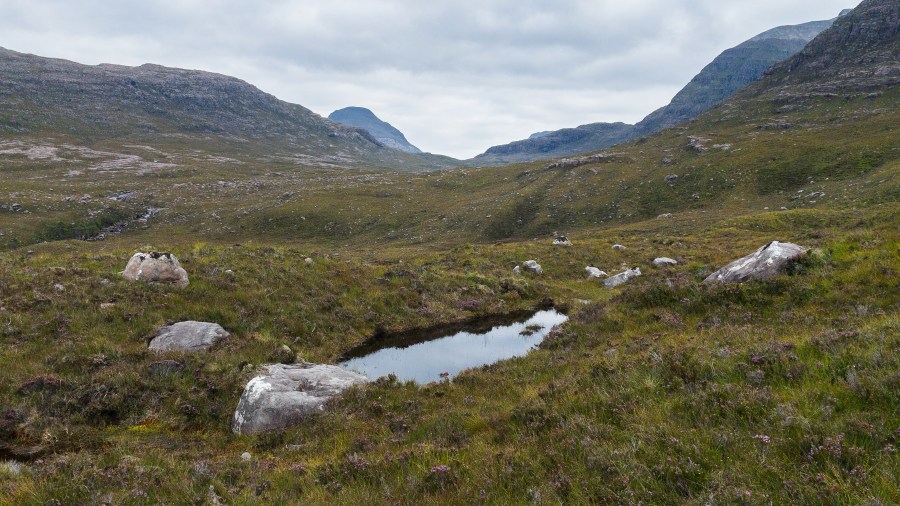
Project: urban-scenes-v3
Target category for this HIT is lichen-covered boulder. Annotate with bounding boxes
[149,321,230,352]
[122,252,189,287]
[232,363,369,435]
[602,267,642,288]
[703,241,806,284]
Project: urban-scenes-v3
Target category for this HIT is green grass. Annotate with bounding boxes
[0,75,897,504]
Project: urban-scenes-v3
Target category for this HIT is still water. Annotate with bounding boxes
[338,309,568,383]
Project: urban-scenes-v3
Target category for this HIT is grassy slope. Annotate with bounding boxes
[0,54,898,506]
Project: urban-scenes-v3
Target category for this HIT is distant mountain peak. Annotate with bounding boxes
[328,107,422,154]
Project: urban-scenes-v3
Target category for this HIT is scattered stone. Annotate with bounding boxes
[240,452,252,462]
[653,257,678,267]
[657,213,673,219]
[100,302,116,310]
[521,260,543,275]
[121,252,189,287]
[687,136,710,153]
[703,241,807,284]
[512,265,521,275]
[149,321,230,352]
[232,363,369,435]
[53,283,64,294]
[304,257,313,266]
[664,174,679,183]
[552,235,572,246]
[612,244,627,251]
[585,266,607,279]
[661,157,674,165]
[602,267,642,288]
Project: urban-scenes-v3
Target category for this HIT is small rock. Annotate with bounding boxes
[585,266,607,279]
[99,302,116,310]
[552,235,572,246]
[521,260,543,275]
[304,257,314,266]
[657,213,673,219]
[653,257,678,267]
[149,321,230,352]
[53,283,64,294]
[240,452,252,462]
[512,265,521,275]
[602,268,641,288]
[612,244,627,251]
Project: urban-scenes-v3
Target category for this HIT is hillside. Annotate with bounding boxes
[0,47,458,171]
[329,107,423,154]
[0,0,898,503]
[471,13,842,166]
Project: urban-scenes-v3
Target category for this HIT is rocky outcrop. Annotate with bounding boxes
[703,241,806,283]
[232,363,369,435]
[602,268,641,288]
[121,252,189,287]
[149,321,230,352]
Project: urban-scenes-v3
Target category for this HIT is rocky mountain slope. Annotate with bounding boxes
[0,48,457,170]
[471,12,843,166]
[328,107,422,154]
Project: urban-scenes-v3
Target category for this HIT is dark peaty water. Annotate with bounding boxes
[338,309,568,383]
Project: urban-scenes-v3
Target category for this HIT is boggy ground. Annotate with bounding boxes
[0,201,896,504]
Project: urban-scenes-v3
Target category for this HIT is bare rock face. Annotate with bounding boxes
[122,252,189,287]
[703,241,806,283]
[232,363,369,435]
[602,267,642,288]
[149,321,230,352]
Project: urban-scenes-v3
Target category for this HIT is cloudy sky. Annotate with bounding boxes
[1,0,856,158]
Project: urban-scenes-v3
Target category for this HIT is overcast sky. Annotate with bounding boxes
[1,0,856,158]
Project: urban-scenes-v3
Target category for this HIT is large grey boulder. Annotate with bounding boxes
[149,321,230,352]
[704,241,806,283]
[122,252,189,287]
[232,363,369,435]
[602,267,641,288]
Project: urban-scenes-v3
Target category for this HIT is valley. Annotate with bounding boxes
[0,0,897,503]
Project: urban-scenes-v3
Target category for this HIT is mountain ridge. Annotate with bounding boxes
[470,12,844,166]
[328,107,423,154]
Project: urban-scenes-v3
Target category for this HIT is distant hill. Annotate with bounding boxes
[0,48,457,170]
[328,107,422,154]
[471,12,843,166]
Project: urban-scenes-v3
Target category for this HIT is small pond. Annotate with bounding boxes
[338,308,568,383]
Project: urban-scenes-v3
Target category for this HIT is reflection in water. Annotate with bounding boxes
[338,309,568,384]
